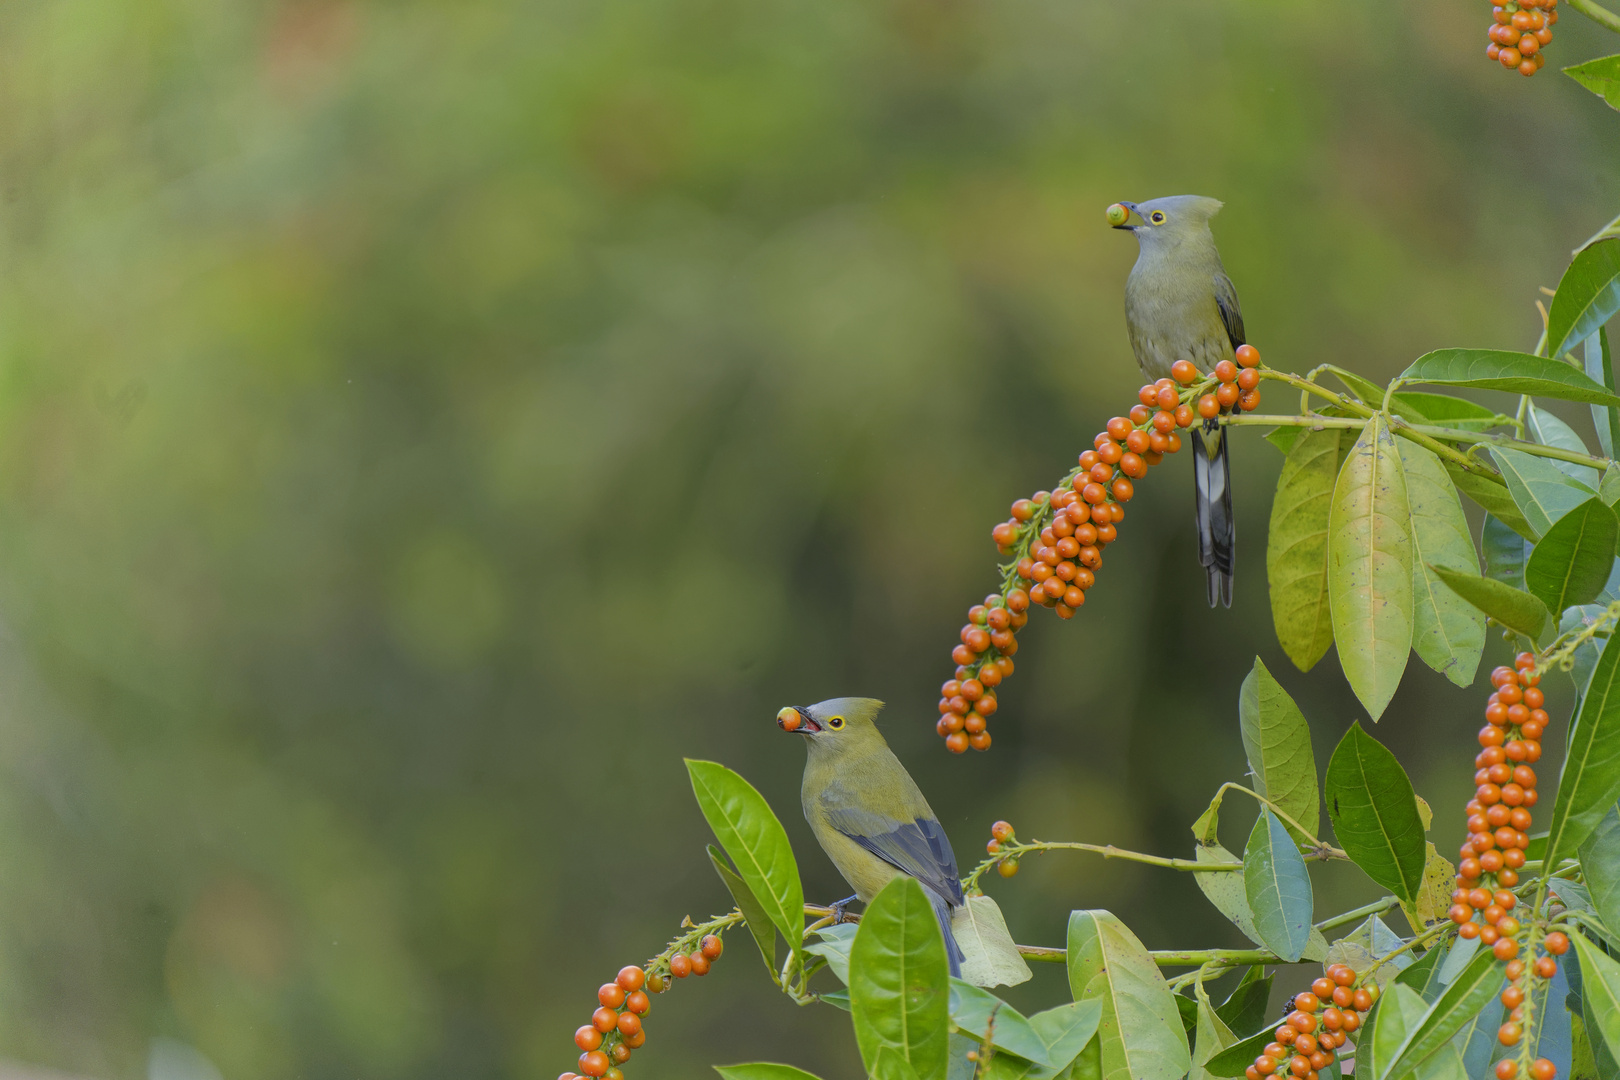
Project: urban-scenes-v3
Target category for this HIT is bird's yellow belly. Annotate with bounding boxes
[810,818,902,902]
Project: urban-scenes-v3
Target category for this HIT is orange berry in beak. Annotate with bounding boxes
[777,707,802,731]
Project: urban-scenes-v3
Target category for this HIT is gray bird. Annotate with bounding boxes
[1113,195,1245,607]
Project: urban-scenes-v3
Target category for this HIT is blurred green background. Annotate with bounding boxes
[1,0,1618,1077]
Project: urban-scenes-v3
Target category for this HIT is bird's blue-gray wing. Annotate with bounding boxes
[819,785,964,907]
[1213,270,1246,349]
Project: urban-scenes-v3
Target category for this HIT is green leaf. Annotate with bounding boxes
[1528,402,1601,488]
[1400,349,1620,407]
[1566,54,1620,111]
[1203,1027,1276,1079]
[1328,414,1414,720]
[1604,466,1620,508]
[871,1047,926,1080]
[1581,807,1620,942]
[949,982,1051,1065]
[1397,439,1486,687]
[1066,910,1190,1080]
[1325,722,1428,904]
[1430,565,1553,640]
[1266,426,1302,455]
[1447,461,1537,540]
[1268,427,1347,672]
[1577,933,1620,1072]
[1526,498,1620,614]
[708,844,781,980]
[716,1065,828,1080]
[1190,997,1238,1080]
[1550,240,1620,362]
[1491,447,1599,540]
[1483,514,1531,589]
[1028,1002,1105,1073]
[1238,658,1320,839]
[1588,329,1620,461]
[1398,392,1509,431]
[1242,810,1313,962]
[851,877,951,1080]
[952,894,1033,989]
[1362,983,1429,1080]
[1547,633,1620,870]
[1194,842,1263,946]
[1214,967,1273,1038]
[687,759,806,964]
[1385,944,1504,1080]
[805,922,856,983]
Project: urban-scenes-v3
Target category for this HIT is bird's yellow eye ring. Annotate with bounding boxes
[827,716,845,729]
[1150,211,1166,224]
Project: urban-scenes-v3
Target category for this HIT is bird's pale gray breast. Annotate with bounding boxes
[1124,256,1233,381]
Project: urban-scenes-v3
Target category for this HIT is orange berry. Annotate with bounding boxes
[1236,344,1261,367]
[1216,383,1241,408]
[1107,417,1132,441]
[579,1052,610,1078]
[617,1012,642,1038]
[689,952,711,976]
[1499,1022,1523,1046]
[1172,359,1199,384]
[626,989,650,1014]
[1138,385,1160,408]
[1157,385,1179,410]
[1197,395,1220,419]
[1256,1057,1278,1076]
[701,934,723,960]
[1545,932,1569,954]
[593,1007,618,1033]
[1535,956,1558,978]
[945,732,969,753]
[617,966,646,992]
[1239,389,1262,412]
[670,954,691,978]
[576,1026,604,1052]
[1175,403,1196,427]
[997,856,1018,876]
[599,983,626,1008]
[1531,1060,1556,1080]
[969,730,992,751]
[1295,992,1320,1013]
[1494,938,1520,961]
[1215,360,1239,383]
[1237,367,1260,391]
[1498,1062,1519,1080]
[1352,989,1373,1011]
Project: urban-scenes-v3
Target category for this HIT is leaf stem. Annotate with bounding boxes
[1569,0,1620,33]
[1576,212,1620,256]
[1210,781,1349,860]
[1315,895,1402,933]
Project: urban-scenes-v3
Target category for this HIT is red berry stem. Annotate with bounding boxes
[940,345,1264,753]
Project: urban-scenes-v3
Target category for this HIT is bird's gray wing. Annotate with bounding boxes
[819,781,963,906]
[1213,270,1246,350]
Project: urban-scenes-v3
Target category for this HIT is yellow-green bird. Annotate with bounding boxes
[1113,195,1246,607]
[776,697,964,976]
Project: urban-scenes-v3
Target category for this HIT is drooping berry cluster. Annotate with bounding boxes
[569,965,655,1080]
[985,819,1019,877]
[1245,967,1365,1080]
[563,936,724,1080]
[1486,0,1557,77]
[935,345,1264,753]
[1446,653,1566,1076]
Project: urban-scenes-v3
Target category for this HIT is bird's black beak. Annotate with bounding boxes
[777,706,820,734]
[1111,200,1139,231]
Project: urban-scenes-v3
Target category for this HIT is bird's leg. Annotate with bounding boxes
[830,894,860,923]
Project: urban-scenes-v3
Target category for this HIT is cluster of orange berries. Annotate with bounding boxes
[984,819,1020,877]
[936,345,1265,752]
[564,938,723,1080]
[1447,653,1566,1075]
[1244,966,1366,1080]
[1486,0,1557,76]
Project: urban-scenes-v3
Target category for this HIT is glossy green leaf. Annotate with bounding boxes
[1190,997,1237,1080]
[952,895,1033,989]
[716,1065,827,1080]
[687,759,805,962]
[1588,329,1620,460]
[1363,983,1429,1080]
[1566,54,1620,111]
[1214,967,1272,1038]
[949,982,1052,1065]
[1564,605,1612,693]
[1397,392,1506,431]
[1447,461,1537,540]
[1483,514,1531,589]
[1243,810,1312,962]
[1528,402,1601,489]
[1526,498,1620,614]
[1491,447,1599,540]
[1266,426,1302,455]
[1577,930,1620,1080]
[805,922,856,983]
[1203,1027,1276,1079]
[871,1048,925,1080]
[850,877,951,1080]
[1194,842,1263,946]
[709,844,780,979]
[1268,427,1346,672]
[1238,658,1320,839]
[1328,414,1414,720]
[1400,349,1620,406]
[1547,633,1620,870]
[1325,722,1427,903]
[1550,240,1620,362]
[1067,910,1190,1080]
[1397,439,1485,686]
[1386,944,1504,1080]
[1028,1002,1105,1074]
[1604,466,1620,509]
[1581,807,1620,941]
[1430,565,1552,640]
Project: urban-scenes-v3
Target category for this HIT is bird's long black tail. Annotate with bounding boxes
[930,891,964,977]
[1192,420,1235,608]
